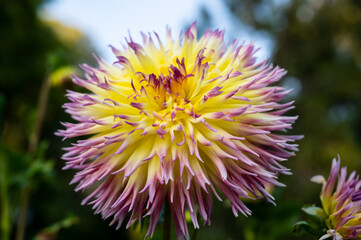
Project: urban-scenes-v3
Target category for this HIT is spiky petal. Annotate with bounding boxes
[57,23,300,239]
[312,156,361,240]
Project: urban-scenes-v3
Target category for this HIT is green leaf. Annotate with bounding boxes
[33,214,79,240]
[293,205,329,238]
[302,206,327,220]
[34,141,49,160]
[26,158,55,183]
[1,140,56,189]
[25,140,56,187]
[293,221,314,236]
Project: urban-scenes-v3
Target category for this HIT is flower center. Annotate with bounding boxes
[130,58,196,123]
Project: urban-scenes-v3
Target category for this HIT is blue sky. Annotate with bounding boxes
[42,0,273,62]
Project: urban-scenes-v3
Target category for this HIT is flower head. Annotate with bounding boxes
[312,156,361,240]
[57,23,300,239]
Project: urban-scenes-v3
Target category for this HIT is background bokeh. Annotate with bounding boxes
[1,0,361,239]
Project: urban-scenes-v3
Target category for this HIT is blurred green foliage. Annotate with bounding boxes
[0,0,125,239]
[1,0,361,239]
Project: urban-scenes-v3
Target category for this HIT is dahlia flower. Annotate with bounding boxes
[56,23,300,239]
[312,156,361,240]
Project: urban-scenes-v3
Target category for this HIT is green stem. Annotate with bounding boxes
[28,75,50,155]
[163,200,171,240]
[15,186,30,240]
[16,75,50,240]
[191,227,199,240]
[0,156,10,240]
[191,212,200,240]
